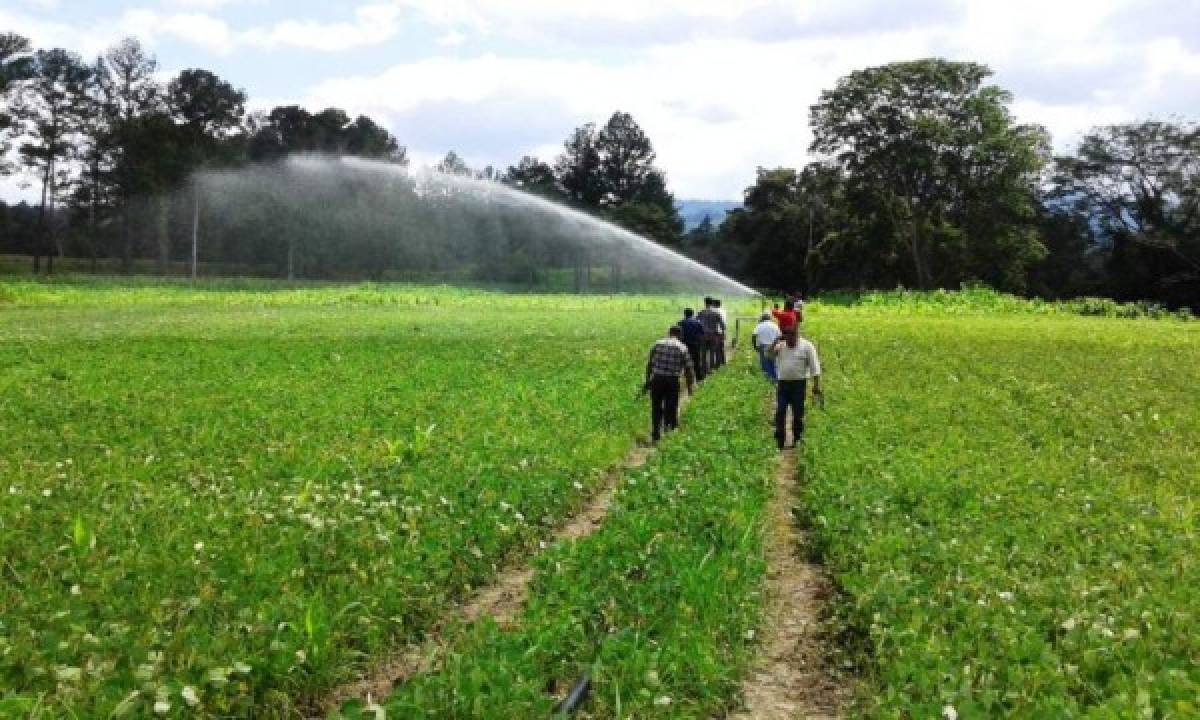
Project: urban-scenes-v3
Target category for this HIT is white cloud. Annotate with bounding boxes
[5,0,1200,200]
[63,3,407,56]
[297,0,1200,198]
[237,3,403,52]
[301,30,937,198]
[436,30,466,47]
[121,9,237,54]
[160,0,238,8]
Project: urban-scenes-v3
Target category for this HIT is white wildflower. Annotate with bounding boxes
[653,696,672,706]
[365,693,387,720]
[1061,617,1077,631]
[70,584,81,596]
[55,666,82,682]
[42,488,52,497]
[193,541,205,552]
[181,685,199,707]
[233,661,252,675]
[572,481,584,491]
[997,591,1014,602]
[942,705,958,720]
[207,667,230,686]
[154,699,170,715]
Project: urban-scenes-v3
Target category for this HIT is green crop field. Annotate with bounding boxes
[0,280,746,717]
[1,280,1196,719]
[802,294,1199,718]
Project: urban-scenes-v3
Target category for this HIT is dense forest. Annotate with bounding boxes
[0,32,1197,308]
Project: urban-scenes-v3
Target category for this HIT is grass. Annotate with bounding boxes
[350,354,777,719]
[811,285,1196,321]
[0,279,749,717]
[802,307,1199,717]
[3,276,1195,718]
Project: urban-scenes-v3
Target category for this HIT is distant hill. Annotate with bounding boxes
[676,200,740,230]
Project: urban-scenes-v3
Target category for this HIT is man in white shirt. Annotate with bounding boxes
[768,328,823,449]
[752,312,781,383]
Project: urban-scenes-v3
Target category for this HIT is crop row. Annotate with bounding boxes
[336,357,779,718]
[0,293,676,717]
[802,313,1199,717]
[814,286,1195,321]
[0,277,710,315]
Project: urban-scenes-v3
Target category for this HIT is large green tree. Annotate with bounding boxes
[1051,121,1200,307]
[810,58,1048,290]
[555,122,604,206]
[721,164,846,293]
[0,32,34,174]
[168,68,246,149]
[16,47,93,273]
[94,38,163,270]
[503,155,559,198]
[248,104,403,162]
[554,112,683,246]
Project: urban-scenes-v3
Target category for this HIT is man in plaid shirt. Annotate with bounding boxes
[643,325,697,442]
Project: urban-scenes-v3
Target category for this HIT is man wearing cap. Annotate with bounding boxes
[642,325,697,442]
[752,312,781,383]
[768,327,823,449]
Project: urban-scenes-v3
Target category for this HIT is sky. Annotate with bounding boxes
[2,0,1199,202]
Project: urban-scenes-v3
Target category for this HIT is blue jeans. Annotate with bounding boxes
[775,379,807,448]
[757,346,777,382]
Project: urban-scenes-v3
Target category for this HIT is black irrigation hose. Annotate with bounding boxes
[551,670,592,716]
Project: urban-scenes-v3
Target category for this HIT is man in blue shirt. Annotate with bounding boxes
[680,307,707,381]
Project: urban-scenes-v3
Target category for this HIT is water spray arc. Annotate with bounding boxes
[188,155,759,296]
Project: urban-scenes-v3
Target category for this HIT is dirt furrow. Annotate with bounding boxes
[319,362,708,716]
[728,416,847,719]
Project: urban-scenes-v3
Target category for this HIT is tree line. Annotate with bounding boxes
[691,59,1199,309]
[1,32,1196,308]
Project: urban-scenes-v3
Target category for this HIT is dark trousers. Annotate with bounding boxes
[650,374,681,441]
[775,379,807,448]
[685,341,706,381]
[704,335,723,372]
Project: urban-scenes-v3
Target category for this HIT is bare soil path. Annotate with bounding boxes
[726,415,848,719]
[318,361,708,716]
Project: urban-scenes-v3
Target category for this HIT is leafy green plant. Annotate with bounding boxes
[0,280,707,717]
[367,358,777,719]
[802,309,1199,717]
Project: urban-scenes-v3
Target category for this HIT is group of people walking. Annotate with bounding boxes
[642,294,822,450]
[642,296,725,443]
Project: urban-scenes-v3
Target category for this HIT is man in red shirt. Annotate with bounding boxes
[771,299,800,333]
